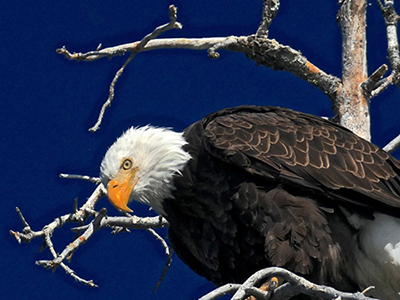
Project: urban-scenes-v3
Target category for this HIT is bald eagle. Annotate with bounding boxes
[100,106,400,300]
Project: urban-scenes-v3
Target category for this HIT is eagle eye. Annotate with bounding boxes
[122,158,133,170]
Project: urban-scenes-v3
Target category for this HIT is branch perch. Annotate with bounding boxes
[199,267,379,300]
[58,5,183,132]
[57,2,340,132]
[10,175,169,287]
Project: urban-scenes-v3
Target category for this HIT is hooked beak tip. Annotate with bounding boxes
[107,179,134,212]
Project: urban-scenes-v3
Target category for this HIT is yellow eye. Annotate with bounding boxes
[122,158,133,170]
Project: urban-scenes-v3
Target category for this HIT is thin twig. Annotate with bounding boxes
[371,71,398,97]
[9,208,43,243]
[53,209,107,268]
[56,37,228,61]
[146,228,170,256]
[38,221,99,287]
[144,227,173,291]
[58,34,340,101]
[88,52,136,132]
[361,286,376,295]
[256,0,280,37]
[208,36,239,59]
[60,262,98,288]
[88,5,182,132]
[362,64,388,95]
[71,215,169,232]
[60,173,101,184]
[16,207,30,227]
[11,181,169,287]
[383,133,400,153]
[377,0,400,71]
[374,0,400,95]
[153,248,173,293]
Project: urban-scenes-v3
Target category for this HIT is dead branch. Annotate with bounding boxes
[362,64,388,94]
[383,133,400,153]
[377,0,400,73]
[57,5,183,132]
[256,0,280,37]
[364,0,400,98]
[56,1,341,133]
[59,173,101,184]
[153,246,173,293]
[198,267,379,300]
[10,176,169,287]
[87,4,181,132]
[236,37,341,99]
[59,35,341,99]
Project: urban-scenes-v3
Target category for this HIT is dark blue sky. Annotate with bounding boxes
[2,1,400,300]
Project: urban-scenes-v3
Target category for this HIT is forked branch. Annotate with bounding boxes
[57,5,183,132]
[56,2,340,132]
[11,0,400,298]
[199,267,379,300]
[10,176,169,287]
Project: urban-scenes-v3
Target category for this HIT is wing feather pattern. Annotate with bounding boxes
[168,105,400,288]
[202,106,400,212]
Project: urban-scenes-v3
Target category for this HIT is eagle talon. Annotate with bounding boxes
[246,276,279,300]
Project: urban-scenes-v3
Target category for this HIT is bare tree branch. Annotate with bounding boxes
[56,1,342,133]
[365,0,400,99]
[10,208,99,287]
[56,37,228,61]
[256,0,280,37]
[10,177,169,287]
[59,35,341,99]
[88,52,135,132]
[383,133,400,152]
[377,0,400,72]
[231,267,378,300]
[87,5,182,132]
[362,64,388,94]
[199,267,379,300]
[57,5,183,132]
[153,246,173,293]
[370,70,400,97]
[59,173,101,184]
[237,37,342,99]
[55,2,399,142]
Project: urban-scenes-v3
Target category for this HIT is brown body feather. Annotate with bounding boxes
[162,106,400,295]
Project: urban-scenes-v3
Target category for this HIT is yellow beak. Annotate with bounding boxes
[107,168,138,212]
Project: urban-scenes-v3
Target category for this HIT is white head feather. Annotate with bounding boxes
[100,125,191,215]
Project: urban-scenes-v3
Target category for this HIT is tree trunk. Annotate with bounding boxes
[336,0,370,141]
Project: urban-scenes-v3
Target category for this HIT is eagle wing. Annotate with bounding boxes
[201,105,400,213]
[173,105,400,285]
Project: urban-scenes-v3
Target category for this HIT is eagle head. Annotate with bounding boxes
[100,126,191,215]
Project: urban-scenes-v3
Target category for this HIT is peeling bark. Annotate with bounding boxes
[336,0,370,140]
